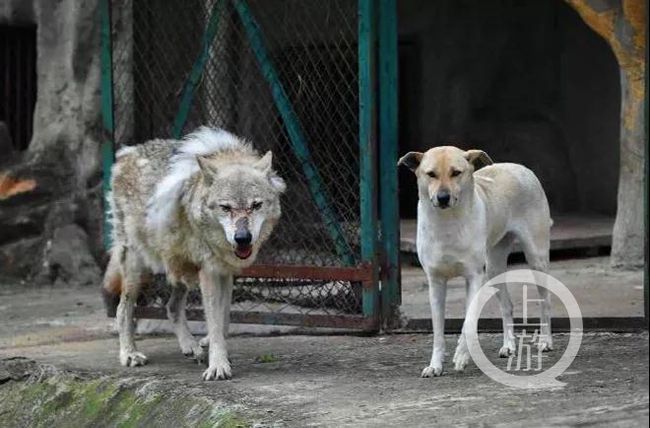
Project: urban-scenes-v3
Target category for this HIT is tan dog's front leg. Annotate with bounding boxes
[199,267,233,380]
[454,270,483,372]
[422,273,447,377]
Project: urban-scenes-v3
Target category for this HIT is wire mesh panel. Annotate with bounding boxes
[106,0,378,329]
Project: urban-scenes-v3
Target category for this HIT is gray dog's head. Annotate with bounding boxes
[191,151,286,268]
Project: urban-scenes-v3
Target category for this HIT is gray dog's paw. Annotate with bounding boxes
[120,351,148,367]
[421,365,443,377]
[182,341,207,365]
[202,361,232,381]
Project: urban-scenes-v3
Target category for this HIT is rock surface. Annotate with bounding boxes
[41,224,102,287]
[0,0,103,283]
[0,358,250,427]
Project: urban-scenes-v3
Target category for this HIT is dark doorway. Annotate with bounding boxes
[396,0,620,218]
[0,24,37,151]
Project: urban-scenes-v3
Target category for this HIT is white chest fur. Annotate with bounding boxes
[415,197,487,279]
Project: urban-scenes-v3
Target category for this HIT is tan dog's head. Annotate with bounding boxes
[398,146,492,209]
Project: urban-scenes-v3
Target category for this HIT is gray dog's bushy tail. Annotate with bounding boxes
[101,249,122,315]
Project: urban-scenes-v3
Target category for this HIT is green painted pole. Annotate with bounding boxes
[378,0,400,327]
[643,20,650,327]
[232,0,354,266]
[100,0,115,251]
[359,0,379,320]
[171,0,224,139]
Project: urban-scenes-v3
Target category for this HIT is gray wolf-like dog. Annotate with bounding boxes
[103,127,286,380]
[398,146,552,377]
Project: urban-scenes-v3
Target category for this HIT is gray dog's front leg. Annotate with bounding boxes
[167,283,205,363]
[199,267,233,380]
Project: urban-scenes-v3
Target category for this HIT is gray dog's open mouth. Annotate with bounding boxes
[235,245,253,259]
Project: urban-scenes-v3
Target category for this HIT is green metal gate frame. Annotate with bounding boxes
[99,0,400,331]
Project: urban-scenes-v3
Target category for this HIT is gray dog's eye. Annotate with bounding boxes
[251,201,263,211]
[219,204,232,213]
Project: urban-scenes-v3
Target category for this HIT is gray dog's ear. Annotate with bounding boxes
[256,151,286,193]
[254,151,273,174]
[270,173,286,194]
[197,156,218,185]
[464,150,493,170]
[397,152,423,172]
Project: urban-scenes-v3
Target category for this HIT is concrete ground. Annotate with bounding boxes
[401,256,645,319]
[1,271,648,427]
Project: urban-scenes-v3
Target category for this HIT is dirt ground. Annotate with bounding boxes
[0,275,648,427]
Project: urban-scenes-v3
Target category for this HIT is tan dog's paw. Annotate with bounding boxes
[453,348,471,372]
[537,340,553,352]
[202,360,232,381]
[499,345,516,358]
[120,351,148,367]
[421,365,443,377]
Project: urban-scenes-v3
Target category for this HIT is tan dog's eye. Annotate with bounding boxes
[451,169,462,177]
[427,171,437,179]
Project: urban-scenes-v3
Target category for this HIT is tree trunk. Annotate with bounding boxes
[565,0,646,269]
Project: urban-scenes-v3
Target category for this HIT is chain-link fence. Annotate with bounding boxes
[105,0,381,328]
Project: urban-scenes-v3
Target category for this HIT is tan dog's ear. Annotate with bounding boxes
[464,150,493,170]
[397,152,423,172]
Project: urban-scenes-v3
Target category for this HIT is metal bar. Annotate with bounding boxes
[358,0,379,318]
[402,317,648,334]
[232,0,354,266]
[643,15,650,328]
[240,264,374,282]
[15,34,21,150]
[3,34,8,145]
[171,0,224,139]
[131,307,377,330]
[378,0,400,327]
[25,28,34,149]
[99,0,116,250]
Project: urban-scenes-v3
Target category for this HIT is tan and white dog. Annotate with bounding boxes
[398,146,553,377]
[103,127,285,380]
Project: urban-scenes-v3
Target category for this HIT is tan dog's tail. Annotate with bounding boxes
[102,249,122,316]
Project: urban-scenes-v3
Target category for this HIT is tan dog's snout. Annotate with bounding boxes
[434,188,451,208]
[428,180,458,209]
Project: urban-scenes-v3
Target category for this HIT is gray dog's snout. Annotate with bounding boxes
[234,229,252,246]
[234,217,252,246]
[437,191,451,207]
